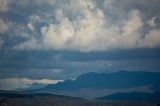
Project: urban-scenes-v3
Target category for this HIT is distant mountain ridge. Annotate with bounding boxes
[42,71,160,91]
[31,71,160,99]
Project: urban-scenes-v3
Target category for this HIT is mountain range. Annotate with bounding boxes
[30,71,160,99]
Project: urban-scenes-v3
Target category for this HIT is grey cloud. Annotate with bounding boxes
[17,1,160,51]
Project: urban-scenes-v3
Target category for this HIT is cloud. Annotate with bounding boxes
[122,10,143,34]
[0,38,4,49]
[140,29,160,48]
[147,17,156,27]
[26,14,41,32]
[104,0,110,6]
[40,8,144,51]
[9,0,160,52]
[13,37,42,50]
[0,0,9,12]
[41,18,74,50]
[0,77,63,90]
[0,19,11,33]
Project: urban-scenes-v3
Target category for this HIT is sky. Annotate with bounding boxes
[0,0,160,90]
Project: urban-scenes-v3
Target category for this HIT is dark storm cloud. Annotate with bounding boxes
[0,49,160,80]
[60,49,160,61]
[0,49,160,69]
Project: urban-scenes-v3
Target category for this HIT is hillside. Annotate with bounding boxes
[0,92,159,106]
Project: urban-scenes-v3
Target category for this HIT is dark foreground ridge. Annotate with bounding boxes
[0,92,159,106]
